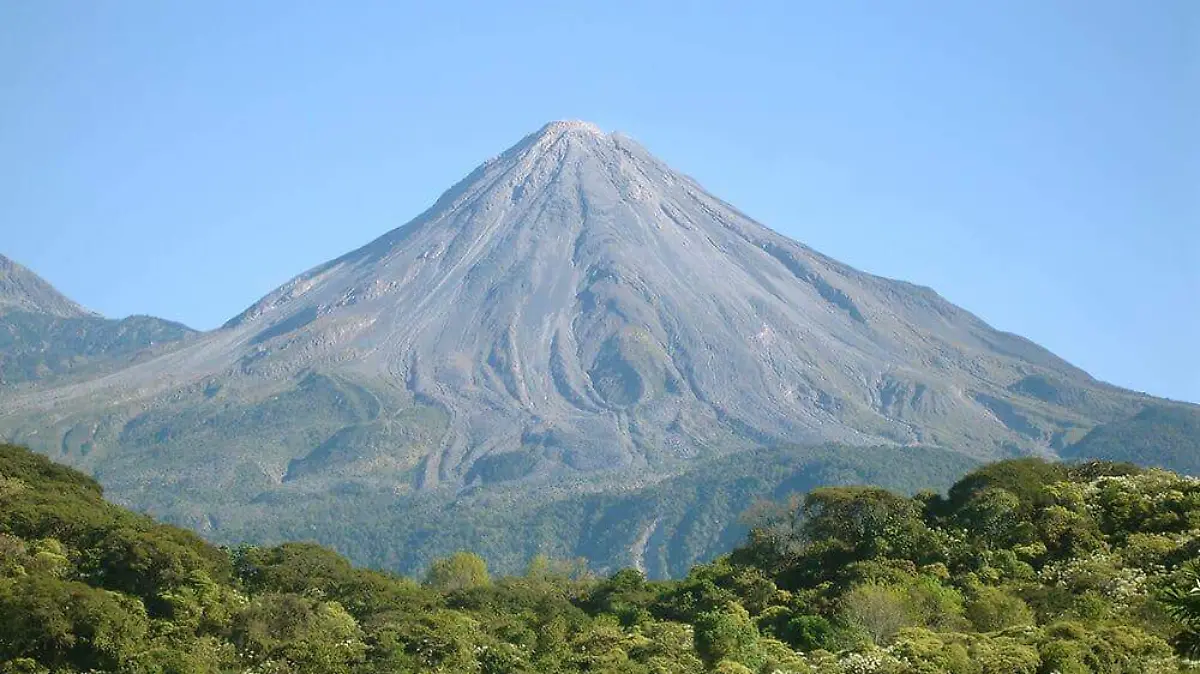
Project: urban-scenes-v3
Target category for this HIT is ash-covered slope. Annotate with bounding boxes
[0,122,1166,572]
[212,120,1143,468]
[0,254,94,318]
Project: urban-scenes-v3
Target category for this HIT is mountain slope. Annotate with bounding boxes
[1062,405,1200,476]
[208,442,979,578]
[0,254,93,318]
[0,310,197,386]
[0,121,1180,574]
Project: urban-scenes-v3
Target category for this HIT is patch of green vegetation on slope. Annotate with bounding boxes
[1062,404,1200,476]
[0,310,195,386]
[4,373,449,538]
[207,444,978,579]
[3,442,1200,672]
[522,444,981,579]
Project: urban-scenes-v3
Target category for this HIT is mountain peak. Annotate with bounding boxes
[514,120,615,161]
[207,118,1113,483]
[516,119,613,161]
[0,254,94,318]
[537,119,605,138]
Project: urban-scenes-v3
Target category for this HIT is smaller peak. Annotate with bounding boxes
[0,253,95,318]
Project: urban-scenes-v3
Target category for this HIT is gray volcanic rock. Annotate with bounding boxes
[0,254,94,318]
[0,121,1173,572]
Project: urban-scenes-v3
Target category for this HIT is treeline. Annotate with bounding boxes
[1,442,1198,673]
[214,443,978,579]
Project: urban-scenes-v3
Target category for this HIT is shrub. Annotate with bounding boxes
[424,552,490,592]
[694,602,758,666]
[964,586,1034,632]
[839,583,915,646]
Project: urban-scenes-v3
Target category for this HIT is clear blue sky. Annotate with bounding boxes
[2,1,1196,402]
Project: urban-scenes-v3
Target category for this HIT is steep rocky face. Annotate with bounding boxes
[0,122,1171,573]
[0,254,94,318]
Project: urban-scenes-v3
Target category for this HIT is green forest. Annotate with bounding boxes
[1,441,1198,673]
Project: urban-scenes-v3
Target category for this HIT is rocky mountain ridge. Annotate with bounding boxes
[0,254,95,318]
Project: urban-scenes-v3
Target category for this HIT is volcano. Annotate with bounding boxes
[0,121,1168,574]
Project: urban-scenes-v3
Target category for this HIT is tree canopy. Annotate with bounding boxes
[2,443,1198,672]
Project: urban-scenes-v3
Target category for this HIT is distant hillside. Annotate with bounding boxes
[0,310,195,386]
[0,254,196,387]
[207,443,980,578]
[1063,405,1200,476]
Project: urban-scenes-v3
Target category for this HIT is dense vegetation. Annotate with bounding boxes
[0,311,194,385]
[2,442,1199,673]
[214,443,978,578]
